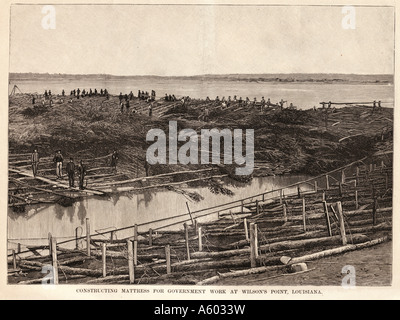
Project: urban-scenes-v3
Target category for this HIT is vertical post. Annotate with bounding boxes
[102,243,107,277]
[250,223,258,268]
[133,240,138,266]
[134,224,138,241]
[336,202,347,245]
[283,203,287,223]
[279,189,283,204]
[198,227,203,252]
[51,237,59,285]
[12,250,17,270]
[355,190,359,210]
[86,218,91,257]
[262,193,265,202]
[184,223,190,261]
[165,245,171,274]
[241,200,244,215]
[339,182,343,197]
[356,166,359,186]
[17,243,21,254]
[149,228,153,246]
[372,197,377,226]
[297,186,301,198]
[322,201,332,237]
[75,227,79,250]
[325,175,330,190]
[48,233,53,258]
[314,181,318,192]
[322,191,326,202]
[256,200,259,215]
[127,240,134,284]
[370,163,373,172]
[186,202,194,225]
[110,231,115,243]
[244,218,249,241]
[194,219,198,233]
[302,197,307,232]
[341,170,346,184]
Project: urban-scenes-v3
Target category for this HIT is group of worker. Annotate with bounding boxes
[30,149,120,190]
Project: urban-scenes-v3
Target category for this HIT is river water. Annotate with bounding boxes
[9,78,394,110]
[8,175,313,249]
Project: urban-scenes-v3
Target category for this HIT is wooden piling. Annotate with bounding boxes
[302,197,307,232]
[184,222,190,261]
[51,237,59,284]
[256,200,259,215]
[75,227,79,250]
[17,243,21,254]
[241,200,244,215]
[134,224,138,241]
[341,170,346,184]
[339,182,343,197]
[198,227,203,252]
[279,189,283,204]
[283,204,287,223]
[165,245,171,274]
[127,240,134,284]
[355,190,359,210]
[48,233,53,258]
[297,186,301,198]
[314,181,318,192]
[244,218,249,241]
[86,218,91,257]
[322,191,326,202]
[322,201,332,237]
[110,231,115,243]
[336,202,347,245]
[149,228,153,246]
[102,243,107,277]
[133,240,138,266]
[12,250,17,270]
[249,223,258,268]
[325,175,330,190]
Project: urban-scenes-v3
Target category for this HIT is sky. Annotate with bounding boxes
[9,4,395,76]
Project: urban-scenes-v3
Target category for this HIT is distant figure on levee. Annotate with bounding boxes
[31,148,39,177]
[148,104,153,117]
[144,159,150,177]
[66,158,76,188]
[119,92,123,103]
[32,96,36,105]
[53,150,64,179]
[204,107,210,122]
[78,160,86,190]
[125,99,130,112]
[62,89,65,97]
[77,88,81,99]
[44,90,48,98]
[111,150,119,173]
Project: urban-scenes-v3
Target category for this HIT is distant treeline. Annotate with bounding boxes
[9,72,394,84]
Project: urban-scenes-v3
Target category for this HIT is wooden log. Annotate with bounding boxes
[322,201,332,237]
[244,218,249,241]
[250,223,258,268]
[51,237,59,284]
[127,240,134,284]
[336,202,347,245]
[289,236,388,265]
[102,243,107,277]
[184,222,190,261]
[86,218,91,257]
[198,227,203,252]
[165,245,171,274]
[302,198,307,232]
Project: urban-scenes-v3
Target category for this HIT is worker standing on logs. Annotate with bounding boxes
[78,160,86,190]
[66,158,76,188]
[31,148,39,177]
[111,150,119,173]
[260,97,266,112]
[53,150,64,179]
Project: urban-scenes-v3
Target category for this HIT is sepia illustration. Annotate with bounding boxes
[6,3,394,288]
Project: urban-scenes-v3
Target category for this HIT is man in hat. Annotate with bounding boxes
[66,158,76,187]
[53,150,64,179]
[31,148,39,177]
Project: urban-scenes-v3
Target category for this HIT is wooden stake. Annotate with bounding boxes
[372,197,377,226]
[283,204,287,223]
[133,240,138,266]
[249,223,258,268]
[149,228,153,246]
[194,219,198,233]
[102,243,107,277]
[302,197,307,232]
[48,233,53,258]
[165,245,171,274]
[186,202,194,225]
[322,191,326,202]
[134,224,138,241]
[314,181,318,192]
[86,218,91,257]
[325,175,330,190]
[75,227,79,250]
[341,170,346,184]
[12,250,17,270]
[110,231,115,243]
[355,190,359,210]
[51,237,59,284]
[322,201,332,237]
[184,223,190,261]
[198,227,203,252]
[244,218,249,241]
[297,186,301,198]
[127,240,134,284]
[279,189,283,204]
[17,243,21,254]
[336,202,347,245]
[241,200,244,215]
[339,182,343,197]
[256,200,259,215]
